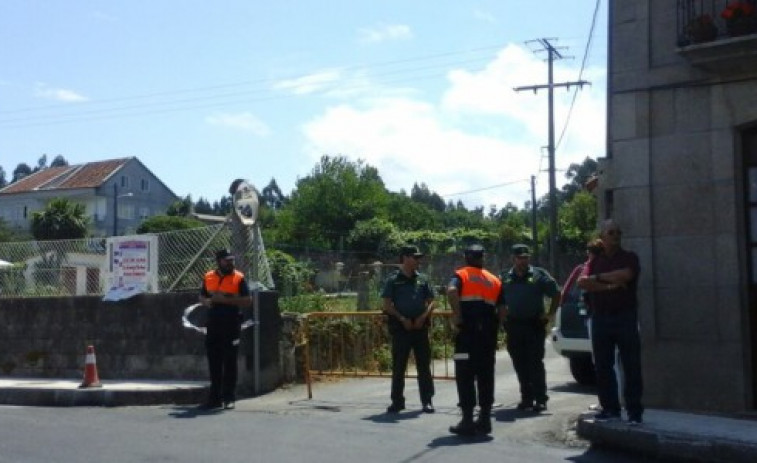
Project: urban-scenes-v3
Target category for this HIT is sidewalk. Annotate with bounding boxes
[577,409,757,463]
[0,378,207,407]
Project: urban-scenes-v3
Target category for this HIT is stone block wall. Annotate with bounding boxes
[0,291,282,396]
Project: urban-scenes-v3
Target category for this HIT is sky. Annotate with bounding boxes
[0,1,607,211]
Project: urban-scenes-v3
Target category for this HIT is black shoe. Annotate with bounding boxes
[386,403,405,414]
[224,401,236,410]
[474,415,492,435]
[516,401,533,411]
[532,402,547,413]
[592,410,621,422]
[422,402,435,414]
[627,414,643,426]
[449,419,477,436]
[197,401,222,410]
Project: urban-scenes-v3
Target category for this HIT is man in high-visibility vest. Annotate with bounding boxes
[447,244,505,436]
[198,248,252,410]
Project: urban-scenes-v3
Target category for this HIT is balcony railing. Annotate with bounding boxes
[677,0,757,46]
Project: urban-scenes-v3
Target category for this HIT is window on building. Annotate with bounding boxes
[118,204,135,220]
[139,207,150,220]
[121,175,130,188]
[140,178,150,192]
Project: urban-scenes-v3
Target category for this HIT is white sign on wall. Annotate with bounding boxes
[103,235,159,301]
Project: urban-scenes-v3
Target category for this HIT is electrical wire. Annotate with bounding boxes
[555,0,602,151]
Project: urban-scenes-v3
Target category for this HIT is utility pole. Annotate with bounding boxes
[514,38,589,279]
[530,175,539,265]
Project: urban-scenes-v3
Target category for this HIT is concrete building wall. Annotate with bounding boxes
[0,291,282,397]
[603,1,756,412]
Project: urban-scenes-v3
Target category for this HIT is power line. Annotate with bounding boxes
[555,0,602,150]
[0,45,507,128]
[440,178,530,199]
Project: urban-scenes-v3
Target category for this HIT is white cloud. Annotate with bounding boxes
[301,44,606,209]
[273,69,342,95]
[358,23,413,44]
[34,84,88,102]
[206,112,271,136]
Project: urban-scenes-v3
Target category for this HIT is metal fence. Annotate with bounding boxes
[0,223,274,298]
[302,311,456,399]
[0,224,582,300]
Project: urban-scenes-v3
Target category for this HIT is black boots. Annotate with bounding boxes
[449,409,476,436]
[450,408,492,436]
[475,409,492,435]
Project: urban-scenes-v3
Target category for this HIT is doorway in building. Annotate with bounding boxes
[744,128,757,408]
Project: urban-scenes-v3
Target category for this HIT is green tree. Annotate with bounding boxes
[261,178,287,210]
[30,198,89,240]
[411,183,445,212]
[167,196,193,216]
[12,163,32,183]
[347,217,403,260]
[136,215,205,233]
[386,192,439,231]
[50,155,69,167]
[0,166,6,188]
[558,190,598,254]
[284,156,390,248]
[561,157,598,202]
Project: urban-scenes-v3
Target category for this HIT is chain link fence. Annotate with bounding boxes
[0,223,273,299]
[0,224,581,300]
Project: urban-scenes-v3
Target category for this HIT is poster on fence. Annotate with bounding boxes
[103,235,159,301]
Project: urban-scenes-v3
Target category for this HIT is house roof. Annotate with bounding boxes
[0,157,133,194]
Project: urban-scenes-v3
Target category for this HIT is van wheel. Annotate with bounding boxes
[569,355,596,386]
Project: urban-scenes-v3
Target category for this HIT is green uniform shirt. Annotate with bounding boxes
[381,270,435,319]
[501,266,559,319]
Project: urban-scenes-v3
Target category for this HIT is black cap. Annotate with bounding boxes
[464,244,485,256]
[399,245,424,258]
[511,244,531,256]
[215,249,235,260]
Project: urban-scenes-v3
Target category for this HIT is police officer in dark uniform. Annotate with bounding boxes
[381,245,436,414]
[198,249,252,410]
[447,244,505,436]
[501,244,559,413]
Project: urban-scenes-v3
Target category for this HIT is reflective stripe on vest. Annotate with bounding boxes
[204,270,244,295]
[456,267,501,306]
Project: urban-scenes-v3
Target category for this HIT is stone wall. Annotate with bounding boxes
[0,291,283,396]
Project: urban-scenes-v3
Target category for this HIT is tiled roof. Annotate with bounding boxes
[0,158,131,194]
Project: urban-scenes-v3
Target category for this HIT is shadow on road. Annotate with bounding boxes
[493,407,547,423]
[167,405,224,419]
[550,382,596,396]
[428,434,494,447]
[363,410,424,424]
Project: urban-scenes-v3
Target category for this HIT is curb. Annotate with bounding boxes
[0,385,208,407]
[576,417,757,463]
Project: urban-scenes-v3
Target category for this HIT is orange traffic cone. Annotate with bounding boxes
[79,345,102,388]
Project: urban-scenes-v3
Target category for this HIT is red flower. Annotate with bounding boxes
[721,2,755,20]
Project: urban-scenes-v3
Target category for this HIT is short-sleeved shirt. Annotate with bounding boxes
[588,249,640,313]
[381,270,435,319]
[501,265,559,320]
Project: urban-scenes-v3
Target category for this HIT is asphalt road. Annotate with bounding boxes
[0,345,647,463]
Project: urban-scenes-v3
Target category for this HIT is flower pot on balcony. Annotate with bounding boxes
[726,17,757,36]
[686,19,718,43]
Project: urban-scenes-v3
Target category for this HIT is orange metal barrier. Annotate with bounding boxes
[303,311,455,398]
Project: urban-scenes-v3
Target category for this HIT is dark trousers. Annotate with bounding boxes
[454,325,497,412]
[591,310,644,419]
[505,319,547,404]
[390,327,434,406]
[205,314,241,404]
